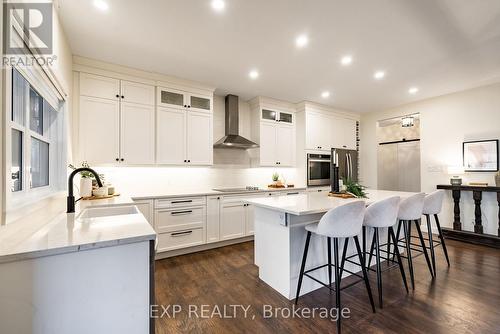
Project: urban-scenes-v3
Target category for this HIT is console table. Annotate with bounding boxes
[437,185,500,248]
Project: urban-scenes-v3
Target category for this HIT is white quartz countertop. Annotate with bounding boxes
[129,185,307,200]
[245,189,418,216]
[0,195,156,264]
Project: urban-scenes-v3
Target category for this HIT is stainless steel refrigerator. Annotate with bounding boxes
[331,148,359,182]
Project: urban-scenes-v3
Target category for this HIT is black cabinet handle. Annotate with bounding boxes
[184,105,187,108]
[187,105,191,108]
[184,160,187,163]
[121,95,124,99]
[171,210,193,216]
[188,160,191,162]
[115,158,119,161]
[115,94,119,98]
[120,158,124,161]
[171,231,193,237]
[171,200,193,204]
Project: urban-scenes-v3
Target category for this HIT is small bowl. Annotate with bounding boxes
[92,187,108,197]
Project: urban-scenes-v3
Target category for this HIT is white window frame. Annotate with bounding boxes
[4,66,66,211]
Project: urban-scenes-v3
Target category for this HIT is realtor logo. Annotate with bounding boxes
[3,2,53,55]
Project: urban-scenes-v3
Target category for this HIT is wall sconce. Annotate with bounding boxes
[401,116,415,128]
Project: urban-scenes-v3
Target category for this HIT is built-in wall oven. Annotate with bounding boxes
[307,154,331,186]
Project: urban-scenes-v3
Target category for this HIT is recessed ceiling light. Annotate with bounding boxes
[211,0,225,12]
[249,70,259,79]
[93,0,109,11]
[374,71,385,80]
[408,87,419,94]
[295,34,308,48]
[321,91,330,98]
[340,55,353,66]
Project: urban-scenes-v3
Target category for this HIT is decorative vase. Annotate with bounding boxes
[80,178,93,198]
[496,174,500,187]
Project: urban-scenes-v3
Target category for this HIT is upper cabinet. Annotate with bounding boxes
[305,108,358,151]
[77,69,214,167]
[158,87,212,113]
[250,98,296,167]
[79,73,155,165]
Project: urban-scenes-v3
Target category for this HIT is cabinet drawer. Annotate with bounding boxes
[155,207,205,233]
[157,228,205,252]
[155,197,206,209]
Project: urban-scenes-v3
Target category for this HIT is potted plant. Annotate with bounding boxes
[68,161,99,198]
[343,178,368,198]
[272,172,280,187]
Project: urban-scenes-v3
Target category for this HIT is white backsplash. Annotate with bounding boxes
[95,166,300,195]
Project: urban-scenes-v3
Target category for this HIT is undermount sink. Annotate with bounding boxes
[77,205,138,219]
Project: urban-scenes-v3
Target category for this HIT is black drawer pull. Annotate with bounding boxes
[171,231,193,237]
[287,192,299,195]
[171,200,193,204]
[171,210,193,216]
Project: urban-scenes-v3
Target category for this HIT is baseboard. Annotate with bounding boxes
[442,228,500,249]
[155,236,254,260]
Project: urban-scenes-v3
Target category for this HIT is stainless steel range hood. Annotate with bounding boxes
[213,95,259,149]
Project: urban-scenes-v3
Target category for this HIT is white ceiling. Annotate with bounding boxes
[58,0,500,113]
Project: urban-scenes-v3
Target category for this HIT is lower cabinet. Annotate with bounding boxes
[206,196,222,243]
[156,229,205,253]
[220,202,247,240]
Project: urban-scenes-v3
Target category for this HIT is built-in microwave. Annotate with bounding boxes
[307,154,331,186]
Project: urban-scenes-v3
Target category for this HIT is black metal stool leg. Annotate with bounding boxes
[374,228,383,308]
[414,220,434,277]
[403,220,415,290]
[367,231,376,269]
[354,236,376,313]
[339,238,349,280]
[435,214,450,266]
[425,215,437,275]
[295,231,311,305]
[386,227,392,263]
[362,226,367,268]
[328,237,332,288]
[333,238,342,334]
[389,226,409,293]
[393,220,403,261]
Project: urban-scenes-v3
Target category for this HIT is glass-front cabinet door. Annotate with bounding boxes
[279,111,293,124]
[158,87,186,108]
[261,109,278,122]
[189,94,211,112]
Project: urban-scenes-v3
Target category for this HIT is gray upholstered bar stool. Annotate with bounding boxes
[423,190,450,275]
[393,193,434,289]
[295,201,375,334]
[363,196,408,308]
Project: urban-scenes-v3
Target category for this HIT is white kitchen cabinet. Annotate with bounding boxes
[245,204,255,235]
[157,107,186,164]
[120,80,155,105]
[158,87,212,113]
[80,96,120,164]
[276,125,295,166]
[206,196,221,243]
[259,122,277,166]
[80,73,120,101]
[186,111,213,165]
[79,74,156,165]
[306,110,358,151]
[157,107,213,165]
[120,102,155,164]
[261,109,294,125]
[220,202,246,240]
[306,111,331,151]
[259,122,295,167]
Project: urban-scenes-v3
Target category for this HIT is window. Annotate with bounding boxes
[8,68,66,204]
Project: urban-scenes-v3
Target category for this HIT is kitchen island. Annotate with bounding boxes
[245,189,416,300]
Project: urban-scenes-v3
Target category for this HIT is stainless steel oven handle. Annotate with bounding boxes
[308,159,331,163]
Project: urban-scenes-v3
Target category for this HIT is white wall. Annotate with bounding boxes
[360,83,500,234]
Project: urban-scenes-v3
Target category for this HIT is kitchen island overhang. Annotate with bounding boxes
[246,190,416,300]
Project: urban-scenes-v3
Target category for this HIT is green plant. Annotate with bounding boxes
[343,178,367,198]
[68,161,94,179]
[272,172,280,182]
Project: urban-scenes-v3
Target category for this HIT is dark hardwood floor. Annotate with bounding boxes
[155,238,500,334]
